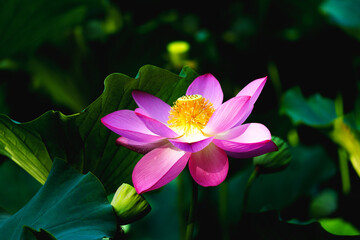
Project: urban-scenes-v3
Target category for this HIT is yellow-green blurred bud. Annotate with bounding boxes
[167,41,190,69]
[111,183,151,225]
[103,6,122,34]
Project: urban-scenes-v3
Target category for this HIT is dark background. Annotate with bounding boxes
[1,0,360,239]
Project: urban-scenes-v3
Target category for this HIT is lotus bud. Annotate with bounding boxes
[253,136,292,173]
[111,183,151,225]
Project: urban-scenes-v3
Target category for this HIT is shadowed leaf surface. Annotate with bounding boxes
[0,159,116,240]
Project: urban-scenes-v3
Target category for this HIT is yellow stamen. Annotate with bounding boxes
[168,94,215,137]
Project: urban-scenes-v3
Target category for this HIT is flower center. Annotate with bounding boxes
[168,94,215,138]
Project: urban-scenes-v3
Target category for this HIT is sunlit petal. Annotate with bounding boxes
[136,112,179,138]
[101,110,162,142]
[132,90,171,124]
[116,137,168,154]
[203,96,251,135]
[188,143,229,186]
[226,140,278,159]
[236,76,267,105]
[186,73,223,109]
[132,145,191,194]
[169,137,214,153]
[213,123,272,153]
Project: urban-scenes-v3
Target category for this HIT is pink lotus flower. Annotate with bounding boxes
[101,74,277,194]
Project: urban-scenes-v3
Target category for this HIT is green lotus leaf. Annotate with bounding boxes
[21,226,57,240]
[0,159,117,240]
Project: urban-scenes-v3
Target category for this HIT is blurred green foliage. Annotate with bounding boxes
[0,0,102,58]
[281,87,337,127]
[319,218,360,236]
[321,0,360,40]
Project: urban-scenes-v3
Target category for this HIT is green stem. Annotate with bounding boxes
[219,181,229,240]
[338,148,351,195]
[243,168,259,213]
[185,179,198,240]
[267,60,282,103]
[177,173,186,240]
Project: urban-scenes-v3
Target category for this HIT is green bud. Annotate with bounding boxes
[253,136,292,173]
[111,183,151,225]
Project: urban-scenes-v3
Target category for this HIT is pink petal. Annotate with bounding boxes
[236,76,267,105]
[116,137,168,154]
[135,112,179,138]
[230,123,271,143]
[213,123,272,152]
[235,104,253,126]
[233,77,267,126]
[169,137,214,153]
[226,140,278,158]
[216,123,271,141]
[132,145,191,194]
[188,143,229,187]
[132,90,171,124]
[134,107,150,116]
[203,96,251,135]
[215,124,249,141]
[214,139,269,153]
[186,73,224,109]
[101,110,162,142]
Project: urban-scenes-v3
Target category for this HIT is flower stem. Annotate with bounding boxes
[243,168,259,213]
[338,148,351,195]
[219,181,229,240]
[177,173,186,240]
[185,179,198,240]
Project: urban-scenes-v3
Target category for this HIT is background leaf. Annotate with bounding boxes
[0,159,117,240]
[321,0,360,27]
[234,211,353,240]
[280,87,337,127]
[29,59,88,112]
[0,0,102,58]
[320,0,360,40]
[226,144,336,224]
[319,218,360,236]
[0,65,198,192]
